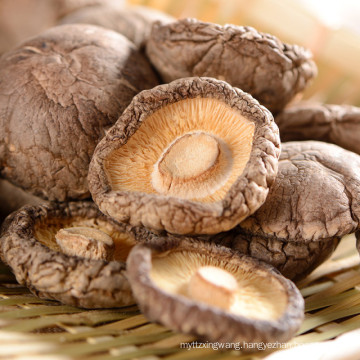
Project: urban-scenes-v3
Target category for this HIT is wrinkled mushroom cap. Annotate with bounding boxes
[241,141,360,241]
[146,18,317,114]
[59,4,175,48]
[0,24,159,201]
[214,141,360,280]
[275,103,360,155]
[127,238,304,344]
[88,77,280,235]
[0,201,138,308]
[211,227,340,281]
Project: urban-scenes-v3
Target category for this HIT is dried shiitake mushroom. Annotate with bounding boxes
[59,4,175,48]
[146,18,317,114]
[214,141,360,281]
[275,103,360,155]
[127,238,304,344]
[0,24,159,201]
[0,201,138,308]
[0,179,45,224]
[88,77,280,235]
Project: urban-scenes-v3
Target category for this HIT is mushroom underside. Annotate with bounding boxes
[127,241,304,344]
[105,97,255,202]
[0,202,136,308]
[88,77,280,235]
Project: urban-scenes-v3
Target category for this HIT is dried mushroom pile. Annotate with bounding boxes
[1,2,360,351]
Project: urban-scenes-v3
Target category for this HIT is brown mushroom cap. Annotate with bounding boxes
[59,4,175,48]
[88,77,280,235]
[146,18,317,114]
[127,238,304,344]
[275,103,360,155]
[214,140,360,280]
[0,24,159,201]
[211,228,340,281]
[0,201,138,308]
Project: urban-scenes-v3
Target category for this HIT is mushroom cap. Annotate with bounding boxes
[88,77,281,235]
[0,201,137,308]
[126,238,304,344]
[212,140,360,280]
[146,18,317,114]
[240,141,360,242]
[0,24,159,201]
[211,227,340,281]
[59,4,175,48]
[275,103,360,155]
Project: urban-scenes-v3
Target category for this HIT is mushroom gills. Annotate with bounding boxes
[0,202,137,308]
[35,217,136,261]
[105,98,255,202]
[150,250,288,320]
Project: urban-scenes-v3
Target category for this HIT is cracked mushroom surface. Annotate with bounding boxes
[275,103,360,155]
[0,24,159,201]
[127,238,304,344]
[0,201,139,308]
[214,141,360,281]
[146,18,317,114]
[59,4,175,48]
[88,77,281,235]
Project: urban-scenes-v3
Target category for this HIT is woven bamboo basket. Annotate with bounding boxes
[1,0,360,359]
[1,234,359,359]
